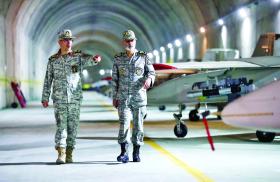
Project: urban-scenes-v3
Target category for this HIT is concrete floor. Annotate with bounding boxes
[0,92,279,182]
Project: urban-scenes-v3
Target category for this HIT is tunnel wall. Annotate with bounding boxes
[0,11,6,108]
[166,1,279,62]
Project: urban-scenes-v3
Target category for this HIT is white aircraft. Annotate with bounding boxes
[83,77,112,97]
[148,33,280,138]
[222,79,280,142]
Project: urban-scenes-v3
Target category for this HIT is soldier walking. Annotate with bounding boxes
[41,29,101,164]
[112,30,155,163]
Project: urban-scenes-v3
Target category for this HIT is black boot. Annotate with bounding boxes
[133,145,140,162]
[117,143,129,163]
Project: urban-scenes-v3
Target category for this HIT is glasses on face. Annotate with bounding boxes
[125,39,134,43]
[61,39,73,42]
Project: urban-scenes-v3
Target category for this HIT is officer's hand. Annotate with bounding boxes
[113,99,119,108]
[42,101,49,108]
[93,55,101,63]
[144,78,152,90]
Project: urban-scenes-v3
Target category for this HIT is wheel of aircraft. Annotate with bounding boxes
[173,104,187,137]
[158,105,166,111]
[217,105,224,120]
[11,102,18,108]
[256,130,275,142]
[189,103,200,121]
[174,123,188,137]
[189,109,200,121]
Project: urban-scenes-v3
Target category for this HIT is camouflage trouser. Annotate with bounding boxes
[117,105,147,146]
[54,103,80,149]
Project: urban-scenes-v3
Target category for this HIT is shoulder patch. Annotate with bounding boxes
[48,53,59,61]
[73,50,82,56]
[73,50,82,54]
[73,50,92,58]
[114,52,125,58]
[137,51,147,57]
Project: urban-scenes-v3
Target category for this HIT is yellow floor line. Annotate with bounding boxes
[97,96,213,182]
[145,137,214,182]
[0,76,42,85]
[222,112,273,117]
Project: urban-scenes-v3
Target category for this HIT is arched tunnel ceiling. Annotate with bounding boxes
[6,0,255,68]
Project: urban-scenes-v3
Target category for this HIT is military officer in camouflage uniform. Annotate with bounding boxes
[112,30,155,163]
[41,29,101,164]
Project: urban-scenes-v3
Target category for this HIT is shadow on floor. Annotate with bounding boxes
[145,133,280,145]
[77,133,272,144]
[0,162,56,166]
[73,161,122,165]
[0,161,122,166]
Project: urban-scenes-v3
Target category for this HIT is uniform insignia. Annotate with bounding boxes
[71,65,78,73]
[114,52,125,59]
[73,50,91,58]
[74,50,82,54]
[114,54,120,59]
[119,67,126,76]
[72,50,82,56]
[65,31,70,37]
[135,67,143,76]
[137,51,147,57]
[124,32,129,36]
[49,53,59,61]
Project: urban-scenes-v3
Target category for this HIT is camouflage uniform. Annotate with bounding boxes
[42,50,98,149]
[112,50,155,146]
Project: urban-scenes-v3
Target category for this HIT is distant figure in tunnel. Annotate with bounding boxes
[41,29,101,164]
[112,30,156,163]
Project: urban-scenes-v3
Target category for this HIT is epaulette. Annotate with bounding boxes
[137,51,147,57]
[114,52,125,58]
[48,53,60,61]
[73,50,82,54]
[73,50,91,58]
[72,50,82,56]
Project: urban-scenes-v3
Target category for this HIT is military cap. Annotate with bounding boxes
[122,30,137,40]
[58,29,75,40]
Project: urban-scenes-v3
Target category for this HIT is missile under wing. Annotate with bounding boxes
[222,80,280,142]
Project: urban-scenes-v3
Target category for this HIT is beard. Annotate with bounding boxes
[124,45,136,52]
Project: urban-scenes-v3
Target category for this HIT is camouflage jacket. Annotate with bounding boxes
[112,50,156,106]
[41,50,98,104]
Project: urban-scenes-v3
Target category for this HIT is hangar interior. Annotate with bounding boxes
[0,0,280,182]
[0,0,280,108]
